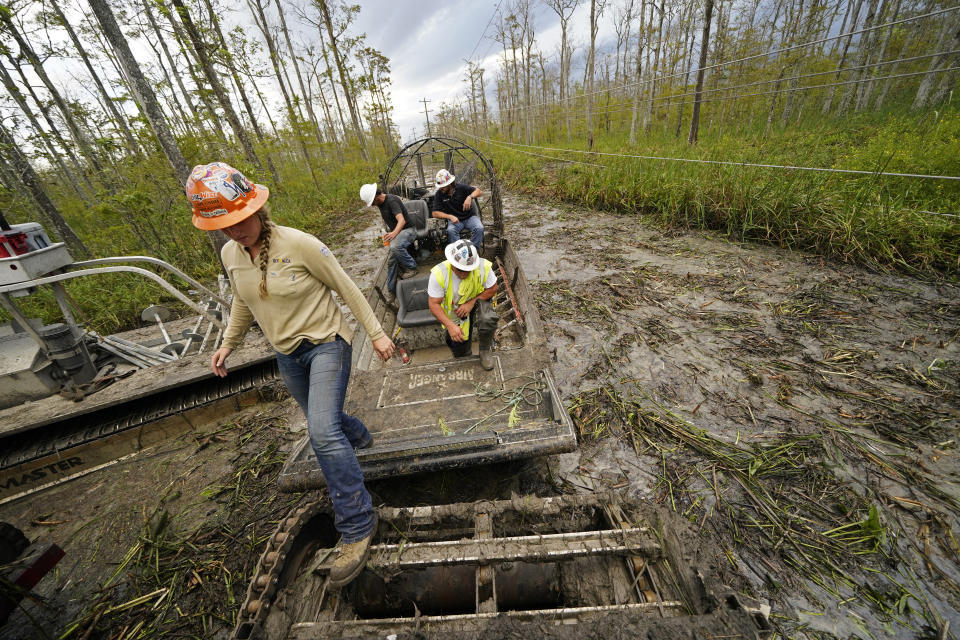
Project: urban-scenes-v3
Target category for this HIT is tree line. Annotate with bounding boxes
[0,0,397,260]
[445,0,959,147]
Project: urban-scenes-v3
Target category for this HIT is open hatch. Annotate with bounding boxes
[232,492,771,639]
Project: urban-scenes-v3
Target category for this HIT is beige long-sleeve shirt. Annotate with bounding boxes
[220,225,385,354]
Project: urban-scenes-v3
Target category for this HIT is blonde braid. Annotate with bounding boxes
[255,205,275,299]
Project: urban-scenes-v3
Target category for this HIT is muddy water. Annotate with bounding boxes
[501,193,960,638]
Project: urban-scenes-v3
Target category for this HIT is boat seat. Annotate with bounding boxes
[396,275,439,328]
[402,199,431,238]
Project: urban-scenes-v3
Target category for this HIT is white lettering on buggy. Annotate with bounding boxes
[408,370,475,389]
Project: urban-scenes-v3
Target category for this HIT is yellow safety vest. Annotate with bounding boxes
[430,259,493,339]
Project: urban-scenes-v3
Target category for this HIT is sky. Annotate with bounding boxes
[5,0,626,153]
[297,0,622,143]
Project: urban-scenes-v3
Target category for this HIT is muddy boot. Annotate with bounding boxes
[478,348,494,371]
[329,522,376,588]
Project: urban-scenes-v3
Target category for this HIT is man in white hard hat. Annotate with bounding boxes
[427,239,498,370]
[430,169,484,248]
[360,183,418,303]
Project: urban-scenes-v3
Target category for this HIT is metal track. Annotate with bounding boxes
[232,499,324,640]
[0,360,279,470]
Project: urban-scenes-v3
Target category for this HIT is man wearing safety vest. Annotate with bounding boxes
[427,239,498,370]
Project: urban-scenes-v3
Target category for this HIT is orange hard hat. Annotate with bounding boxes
[186,162,269,230]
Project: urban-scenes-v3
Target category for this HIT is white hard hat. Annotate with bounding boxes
[360,183,377,206]
[435,169,455,189]
[445,239,480,271]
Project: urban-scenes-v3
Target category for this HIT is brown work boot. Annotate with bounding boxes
[399,268,418,280]
[329,524,376,587]
[479,348,494,371]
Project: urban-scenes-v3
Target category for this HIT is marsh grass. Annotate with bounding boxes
[473,107,960,277]
[570,381,960,633]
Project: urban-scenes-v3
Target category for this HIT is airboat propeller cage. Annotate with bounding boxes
[379,136,505,252]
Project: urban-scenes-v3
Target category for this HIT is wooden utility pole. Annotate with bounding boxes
[421,98,432,136]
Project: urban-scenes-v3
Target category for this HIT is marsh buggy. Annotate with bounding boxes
[277,137,577,490]
[234,138,772,640]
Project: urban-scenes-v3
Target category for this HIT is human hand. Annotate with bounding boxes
[383,231,397,244]
[462,196,472,211]
[454,299,475,318]
[372,335,395,361]
[447,323,466,342]
[211,347,233,377]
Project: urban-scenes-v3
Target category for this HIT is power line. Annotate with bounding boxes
[523,48,960,110]
[448,126,960,182]
[468,0,506,63]
[567,64,960,121]
[496,5,960,115]
[445,127,959,221]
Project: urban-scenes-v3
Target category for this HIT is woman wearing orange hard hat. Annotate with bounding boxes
[186,161,393,588]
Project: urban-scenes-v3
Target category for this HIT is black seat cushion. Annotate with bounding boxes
[402,199,430,232]
[397,274,439,328]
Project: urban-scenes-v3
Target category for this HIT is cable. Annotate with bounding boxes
[496,5,960,115]
[554,49,960,108]
[448,126,960,181]
[442,127,960,221]
[468,0,506,63]
[556,64,960,121]
[481,136,604,167]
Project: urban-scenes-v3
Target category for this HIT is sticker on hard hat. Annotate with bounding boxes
[199,208,228,218]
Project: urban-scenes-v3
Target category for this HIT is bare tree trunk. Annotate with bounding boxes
[0,63,92,204]
[644,0,665,133]
[913,12,960,110]
[822,0,863,113]
[0,10,103,173]
[319,43,350,142]
[0,120,89,257]
[201,0,280,184]
[309,57,342,155]
[170,0,264,173]
[544,0,579,141]
[586,0,603,149]
[629,0,647,144]
[159,0,228,142]
[675,10,697,137]
[317,0,369,160]
[277,0,325,149]
[5,53,93,191]
[246,0,319,185]
[88,0,228,261]
[142,0,202,136]
[688,0,715,144]
[857,0,898,110]
[837,0,879,114]
[49,0,142,158]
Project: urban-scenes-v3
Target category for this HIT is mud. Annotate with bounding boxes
[1,195,957,639]
[502,193,960,639]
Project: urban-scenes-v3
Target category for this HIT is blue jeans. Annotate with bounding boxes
[386,227,418,294]
[447,215,484,247]
[275,337,375,543]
